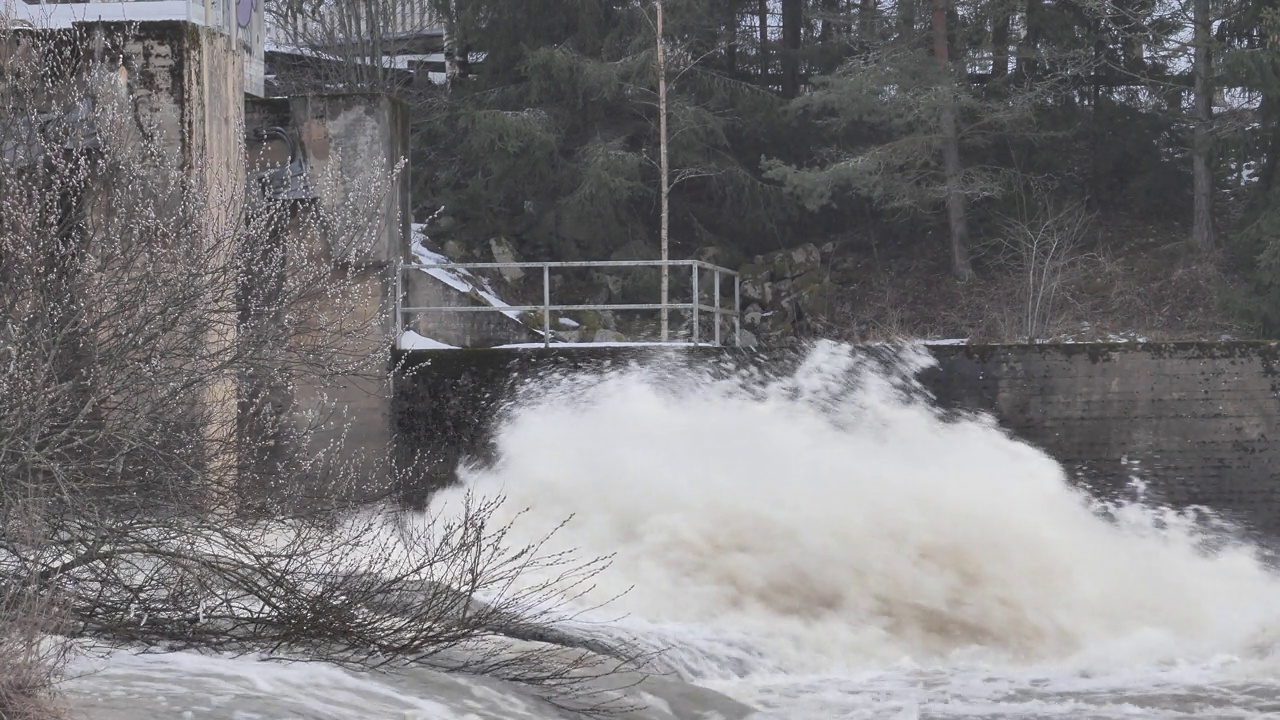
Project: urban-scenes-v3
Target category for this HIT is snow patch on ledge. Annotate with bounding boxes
[493,341,720,349]
[408,225,529,325]
[398,331,457,350]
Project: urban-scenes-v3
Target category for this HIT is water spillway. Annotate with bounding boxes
[68,341,1280,719]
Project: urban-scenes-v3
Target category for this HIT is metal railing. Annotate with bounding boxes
[396,259,742,348]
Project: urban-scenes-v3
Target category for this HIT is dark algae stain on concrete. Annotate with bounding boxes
[394,342,1280,537]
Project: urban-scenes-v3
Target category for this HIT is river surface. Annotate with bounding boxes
[64,342,1280,719]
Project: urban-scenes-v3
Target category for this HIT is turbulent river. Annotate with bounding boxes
[65,342,1280,719]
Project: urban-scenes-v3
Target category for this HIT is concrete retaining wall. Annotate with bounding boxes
[921,342,1280,533]
[392,342,1280,535]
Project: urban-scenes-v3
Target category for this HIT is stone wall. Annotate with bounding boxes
[392,342,1280,536]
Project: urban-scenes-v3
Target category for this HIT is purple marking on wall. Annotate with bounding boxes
[237,0,256,28]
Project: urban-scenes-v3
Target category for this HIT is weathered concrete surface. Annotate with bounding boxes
[921,342,1280,534]
[392,342,1280,536]
[244,93,411,494]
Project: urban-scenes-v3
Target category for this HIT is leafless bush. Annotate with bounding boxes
[0,24,635,712]
[991,196,1096,340]
[0,595,67,720]
[1,493,71,720]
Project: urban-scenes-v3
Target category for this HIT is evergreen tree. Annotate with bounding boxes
[1220,2,1280,332]
[417,0,786,262]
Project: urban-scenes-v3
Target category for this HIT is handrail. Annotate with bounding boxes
[397,258,742,348]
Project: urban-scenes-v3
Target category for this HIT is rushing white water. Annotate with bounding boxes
[66,341,1280,718]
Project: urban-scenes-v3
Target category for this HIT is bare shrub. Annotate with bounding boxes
[1,498,70,720]
[1,23,633,713]
[990,195,1096,340]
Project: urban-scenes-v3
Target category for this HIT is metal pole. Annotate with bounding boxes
[691,264,699,345]
[657,0,670,342]
[734,274,741,347]
[542,264,551,348]
[713,269,720,346]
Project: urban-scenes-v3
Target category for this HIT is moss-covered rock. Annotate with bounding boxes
[767,243,821,279]
[488,236,525,281]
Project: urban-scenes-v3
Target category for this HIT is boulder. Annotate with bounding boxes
[593,329,626,343]
[741,277,767,303]
[768,243,821,279]
[796,279,836,319]
[695,246,724,264]
[442,238,470,261]
[737,263,770,301]
[488,236,525,282]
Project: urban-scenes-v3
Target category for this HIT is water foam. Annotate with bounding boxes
[438,340,1280,677]
[68,341,1280,720]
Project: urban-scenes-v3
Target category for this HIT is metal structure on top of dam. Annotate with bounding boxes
[397,258,745,348]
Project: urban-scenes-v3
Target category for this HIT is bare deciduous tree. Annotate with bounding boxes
[1,24,633,712]
[993,194,1095,340]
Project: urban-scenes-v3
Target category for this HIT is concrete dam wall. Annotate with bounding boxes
[392,342,1280,535]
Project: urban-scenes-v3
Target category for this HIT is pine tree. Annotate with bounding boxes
[418,0,785,261]
[1220,2,1280,332]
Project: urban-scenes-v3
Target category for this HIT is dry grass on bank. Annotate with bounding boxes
[813,216,1246,344]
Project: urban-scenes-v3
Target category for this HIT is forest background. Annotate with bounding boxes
[273,0,1280,343]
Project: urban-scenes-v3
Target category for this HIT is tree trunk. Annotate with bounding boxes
[818,0,835,43]
[1016,0,1040,79]
[991,5,1010,79]
[657,0,671,340]
[899,0,916,37]
[758,0,769,85]
[781,0,803,98]
[724,2,739,74]
[1191,0,1214,251]
[859,0,876,45]
[932,0,972,280]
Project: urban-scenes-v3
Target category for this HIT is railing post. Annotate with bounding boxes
[713,268,721,346]
[691,264,699,345]
[661,259,669,342]
[542,263,551,348]
[734,274,741,347]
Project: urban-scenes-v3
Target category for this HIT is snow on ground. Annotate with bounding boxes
[408,226,528,324]
[398,331,458,350]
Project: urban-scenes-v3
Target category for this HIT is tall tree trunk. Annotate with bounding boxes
[442,0,462,86]
[1016,0,1040,79]
[758,0,769,85]
[781,0,803,98]
[819,0,835,42]
[932,0,972,280]
[991,5,1010,79]
[657,0,672,340]
[1191,0,1214,251]
[724,2,739,74]
[899,0,916,39]
[859,0,876,45]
